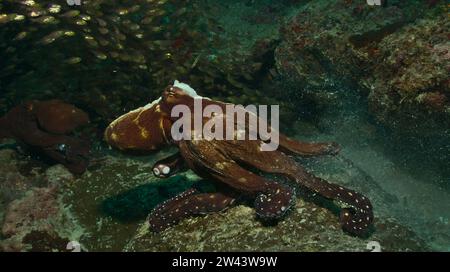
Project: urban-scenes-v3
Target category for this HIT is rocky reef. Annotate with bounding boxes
[274,0,449,136]
[0,147,83,252]
[367,16,449,135]
[0,147,432,252]
[126,200,428,252]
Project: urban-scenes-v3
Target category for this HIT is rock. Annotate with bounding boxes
[0,149,31,211]
[367,16,450,136]
[45,164,75,187]
[275,1,413,89]
[124,199,429,252]
[274,0,449,136]
[0,186,83,252]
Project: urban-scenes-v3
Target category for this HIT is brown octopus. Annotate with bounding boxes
[0,99,91,174]
[104,81,373,236]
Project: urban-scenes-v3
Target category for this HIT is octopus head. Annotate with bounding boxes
[161,80,201,111]
[43,136,90,175]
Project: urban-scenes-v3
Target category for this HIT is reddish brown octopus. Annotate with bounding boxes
[0,99,90,174]
[104,81,374,236]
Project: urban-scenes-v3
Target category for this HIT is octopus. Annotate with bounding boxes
[0,99,91,174]
[105,81,374,236]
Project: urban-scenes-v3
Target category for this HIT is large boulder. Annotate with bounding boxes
[275,0,449,135]
[125,199,428,252]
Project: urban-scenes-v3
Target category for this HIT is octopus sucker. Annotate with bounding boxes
[106,81,374,236]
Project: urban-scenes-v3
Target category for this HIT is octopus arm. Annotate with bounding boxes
[278,134,341,157]
[148,188,236,232]
[217,102,340,157]
[179,140,269,193]
[178,140,296,219]
[152,152,188,178]
[296,170,373,236]
[225,140,373,236]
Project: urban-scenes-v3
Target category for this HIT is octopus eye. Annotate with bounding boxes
[153,167,161,176]
[56,143,67,153]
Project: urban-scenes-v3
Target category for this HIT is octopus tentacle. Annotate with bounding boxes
[178,140,296,219]
[225,140,373,236]
[152,152,188,178]
[293,169,372,236]
[279,134,341,157]
[178,140,267,193]
[148,188,236,232]
[254,184,296,219]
